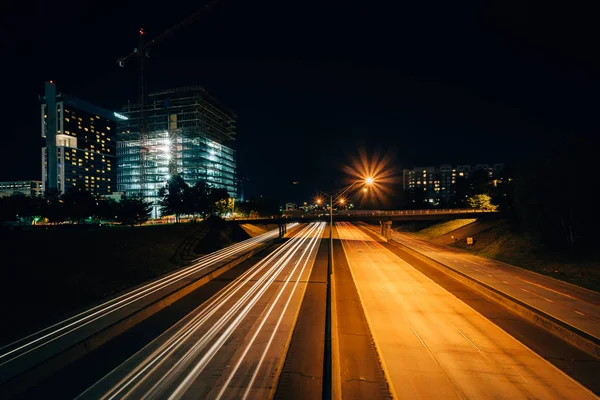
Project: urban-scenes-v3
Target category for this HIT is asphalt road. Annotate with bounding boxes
[388,228,600,342]
[0,225,294,388]
[337,222,597,399]
[78,222,325,399]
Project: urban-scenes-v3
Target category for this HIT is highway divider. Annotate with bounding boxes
[356,223,600,360]
[0,223,298,398]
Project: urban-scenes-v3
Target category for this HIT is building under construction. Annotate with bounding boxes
[116,86,237,217]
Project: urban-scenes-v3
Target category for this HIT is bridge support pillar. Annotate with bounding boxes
[380,221,392,239]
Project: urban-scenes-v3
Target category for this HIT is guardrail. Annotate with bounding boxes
[280,208,497,217]
[332,208,496,216]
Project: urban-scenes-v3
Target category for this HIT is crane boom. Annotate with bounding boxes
[117,0,226,199]
[117,0,224,67]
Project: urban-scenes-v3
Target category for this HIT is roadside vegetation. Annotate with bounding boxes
[410,219,600,292]
[0,218,255,344]
[416,218,476,240]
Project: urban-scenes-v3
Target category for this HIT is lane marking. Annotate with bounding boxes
[516,278,578,300]
[457,329,481,352]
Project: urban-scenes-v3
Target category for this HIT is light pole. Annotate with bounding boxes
[316,176,374,400]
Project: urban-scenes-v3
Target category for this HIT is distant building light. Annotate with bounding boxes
[114,112,129,120]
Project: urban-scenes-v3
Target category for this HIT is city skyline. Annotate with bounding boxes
[1,0,596,202]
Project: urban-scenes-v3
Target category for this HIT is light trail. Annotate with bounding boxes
[0,224,297,371]
[78,222,325,400]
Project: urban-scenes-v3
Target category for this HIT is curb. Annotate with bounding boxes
[0,240,276,399]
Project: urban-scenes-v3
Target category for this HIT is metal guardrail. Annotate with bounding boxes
[331,208,496,216]
[227,209,497,221]
[280,208,497,217]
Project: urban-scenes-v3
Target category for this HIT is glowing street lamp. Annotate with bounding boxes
[365,176,374,186]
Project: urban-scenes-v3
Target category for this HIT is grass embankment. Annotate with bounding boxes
[416,219,476,240]
[239,223,278,237]
[0,221,249,343]
[412,220,600,292]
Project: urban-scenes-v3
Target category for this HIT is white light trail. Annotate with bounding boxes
[77,222,324,399]
[0,224,297,369]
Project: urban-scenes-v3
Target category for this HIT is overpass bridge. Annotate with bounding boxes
[229,208,499,224]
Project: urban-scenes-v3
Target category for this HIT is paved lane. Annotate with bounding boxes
[0,224,295,385]
[338,222,596,399]
[78,222,325,400]
[383,228,600,346]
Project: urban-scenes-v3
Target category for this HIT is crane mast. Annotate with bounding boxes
[117,0,225,197]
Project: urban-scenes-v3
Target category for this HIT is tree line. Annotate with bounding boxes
[0,190,152,227]
[157,176,281,221]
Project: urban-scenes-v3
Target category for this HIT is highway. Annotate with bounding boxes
[337,222,596,399]
[383,228,600,346]
[0,224,296,385]
[78,222,325,399]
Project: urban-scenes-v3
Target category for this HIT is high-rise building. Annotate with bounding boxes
[402,163,504,205]
[116,86,237,217]
[0,181,42,198]
[41,81,118,195]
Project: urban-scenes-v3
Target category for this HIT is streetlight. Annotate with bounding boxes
[320,176,374,239]
[318,175,375,400]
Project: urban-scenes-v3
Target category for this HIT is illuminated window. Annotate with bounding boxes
[65,117,70,122]
[107,127,111,130]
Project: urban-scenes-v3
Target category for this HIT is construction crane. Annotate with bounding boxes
[117,0,225,195]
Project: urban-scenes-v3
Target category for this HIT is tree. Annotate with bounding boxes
[207,188,230,215]
[119,194,152,226]
[63,189,96,223]
[41,189,67,224]
[451,176,469,208]
[468,169,490,195]
[96,197,119,223]
[158,176,189,222]
[187,181,210,217]
[466,194,497,211]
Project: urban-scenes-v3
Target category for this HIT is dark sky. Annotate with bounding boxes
[0,0,597,202]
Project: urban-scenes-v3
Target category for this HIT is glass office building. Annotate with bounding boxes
[41,81,118,195]
[117,86,237,217]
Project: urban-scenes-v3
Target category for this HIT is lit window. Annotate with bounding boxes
[107,127,111,130]
[65,117,70,122]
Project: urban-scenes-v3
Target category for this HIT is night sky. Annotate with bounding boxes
[1,0,597,202]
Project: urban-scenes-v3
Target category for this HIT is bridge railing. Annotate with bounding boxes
[332,208,496,216]
[278,208,497,218]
